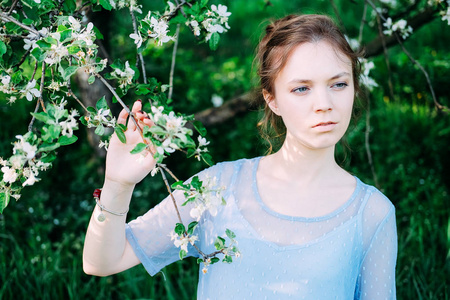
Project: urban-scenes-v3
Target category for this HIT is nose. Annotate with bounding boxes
[313,88,333,113]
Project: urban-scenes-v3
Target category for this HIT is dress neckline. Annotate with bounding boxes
[251,156,361,222]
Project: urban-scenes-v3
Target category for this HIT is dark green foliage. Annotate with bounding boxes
[1,0,449,299]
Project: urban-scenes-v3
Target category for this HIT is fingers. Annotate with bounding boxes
[117,108,129,125]
[127,100,142,131]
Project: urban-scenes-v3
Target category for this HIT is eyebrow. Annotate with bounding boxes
[288,72,351,84]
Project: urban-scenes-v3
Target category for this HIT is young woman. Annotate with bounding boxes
[83,14,397,299]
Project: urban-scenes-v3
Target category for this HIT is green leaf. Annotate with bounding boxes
[99,0,113,10]
[179,249,187,260]
[171,180,185,189]
[22,19,34,26]
[200,0,209,8]
[31,112,51,124]
[209,32,220,51]
[58,135,78,146]
[214,236,225,250]
[40,152,56,163]
[0,41,6,57]
[225,229,236,239]
[59,29,72,42]
[88,75,95,85]
[96,96,108,111]
[114,126,126,144]
[192,121,207,136]
[222,255,233,263]
[86,106,97,114]
[197,258,204,264]
[190,176,202,189]
[95,125,105,136]
[39,142,61,152]
[0,191,11,214]
[210,257,220,264]
[67,45,81,55]
[62,66,79,80]
[42,125,61,141]
[187,221,198,235]
[201,153,214,166]
[31,47,46,62]
[130,142,147,154]
[174,223,185,235]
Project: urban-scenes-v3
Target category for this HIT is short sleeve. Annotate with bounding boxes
[125,163,224,276]
[355,189,398,299]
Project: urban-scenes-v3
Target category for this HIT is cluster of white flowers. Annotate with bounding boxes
[441,6,450,25]
[67,17,96,47]
[149,106,191,154]
[1,134,48,192]
[23,28,48,51]
[146,13,174,46]
[379,0,398,7]
[186,4,231,41]
[60,109,79,137]
[173,176,225,221]
[169,230,199,253]
[85,108,117,129]
[187,177,224,221]
[111,61,135,88]
[359,59,378,91]
[383,18,413,39]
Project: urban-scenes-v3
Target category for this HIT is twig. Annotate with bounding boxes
[38,62,46,111]
[30,60,39,81]
[168,24,180,100]
[159,163,180,182]
[12,48,32,69]
[329,0,346,35]
[7,0,20,15]
[28,63,47,131]
[160,167,184,225]
[358,3,368,45]
[364,96,379,187]
[129,8,147,84]
[375,11,395,102]
[365,0,445,111]
[67,83,88,112]
[0,12,39,36]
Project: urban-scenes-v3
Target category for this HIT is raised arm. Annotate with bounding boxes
[83,101,156,276]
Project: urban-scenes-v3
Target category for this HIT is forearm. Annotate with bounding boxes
[83,179,136,276]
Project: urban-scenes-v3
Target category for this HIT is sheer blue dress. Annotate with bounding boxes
[126,157,397,299]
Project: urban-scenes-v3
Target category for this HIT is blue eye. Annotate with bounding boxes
[292,86,309,93]
[333,82,348,89]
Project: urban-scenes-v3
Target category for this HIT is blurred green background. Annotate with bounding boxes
[1,0,449,299]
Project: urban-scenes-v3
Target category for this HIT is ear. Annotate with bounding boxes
[263,89,280,116]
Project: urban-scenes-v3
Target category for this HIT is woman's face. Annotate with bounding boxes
[265,41,355,152]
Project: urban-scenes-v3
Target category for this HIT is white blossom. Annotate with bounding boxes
[147,16,174,46]
[20,79,41,101]
[1,166,18,183]
[111,61,135,88]
[22,171,40,187]
[59,109,79,137]
[44,42,69,65]
[359,59,378,91]
[129,32,143,48]
[441,7,450,25]
[211,94,223,107]
[14,135,38,159]
[383,18,413,39]
[170,231,198,253]
[198,136,210,147]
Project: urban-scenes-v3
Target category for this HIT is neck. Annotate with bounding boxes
[266,136,341,185]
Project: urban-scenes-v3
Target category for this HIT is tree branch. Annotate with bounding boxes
[0,12,40,36]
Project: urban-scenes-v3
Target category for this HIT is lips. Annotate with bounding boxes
[312,121,337,128]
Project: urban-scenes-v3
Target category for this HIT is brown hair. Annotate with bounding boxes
[256,14,363,153]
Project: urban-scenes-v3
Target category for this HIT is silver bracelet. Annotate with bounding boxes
[93,189,129,222]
